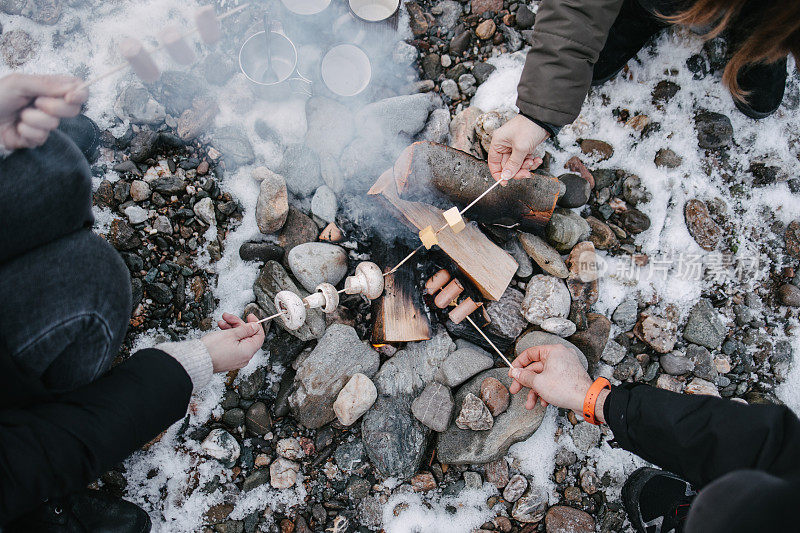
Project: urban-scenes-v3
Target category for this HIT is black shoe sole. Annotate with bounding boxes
[733,98,779,120]
[622,467,661,533]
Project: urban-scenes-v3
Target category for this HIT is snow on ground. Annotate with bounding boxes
[3,0,800,528]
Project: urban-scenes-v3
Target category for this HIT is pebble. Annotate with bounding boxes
[581,470,599,494]
[620,207,651,234]
[475,19,497,39]
[567,313,610,366]
[480,377,509,416]
[411,472,438,492]
[485,459,509,489]
[464,471,483,490]
[685,377,721,397]
[278,207,318,253]
[362,394,428,479]
[276,438,303,460]
[311,185,337,223]
[269,457,300,489]
[511,487,547,523]
[516,5,535,28]
[245,402,271,435]
[586,216,618,249]
[695,111,733,149]
[441,79,460,99]
[688,344,718,382]
[333,373,377,426]
[636,314,678,353]
[193,197,216,226]
[153,215,172,234]
[435,347,494,387]
[503,474,528,503]
[449,106,483,155]
[1,30,36,67]
[278,144,323,198]
[652,80,680,103]
[557,173,592,208]
[242,469,270,492]
[683,299,726,350]
[654,148,683,168]
[129,180,151,202]
[124,205,148,225]
[211,126,255,168]
[684,199,722,251]
[612,298,638,330]
[456,393,494,431]
[393,41,418,65]
[785,220,800,259]
[255,168,288,234]
[546,208,591,252]
[201,429,241,466]
[521,275,571,325]
[286,242,348,293]
[579,139,614,161]
[656,373,684,393]
[540,317,577,337]
[519,232,569,278]
[545,506,596,533]
[239,242,284,263]
[660,351,695,375]
[458,74,477,97]
[412,381,455,432]
[571,422,601,452]
[778,284,800,307]
[601,339,626,365]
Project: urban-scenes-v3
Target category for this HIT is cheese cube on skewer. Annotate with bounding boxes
[119,38,160,84]
[418,225,438,249]
[443,207,466,233]
[195,6,221,44]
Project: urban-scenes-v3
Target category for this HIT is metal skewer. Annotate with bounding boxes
[465,314,514,368]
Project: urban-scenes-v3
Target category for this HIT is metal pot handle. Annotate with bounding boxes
[287,71,313,96]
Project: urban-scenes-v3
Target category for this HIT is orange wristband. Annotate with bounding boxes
[582,377,611,425]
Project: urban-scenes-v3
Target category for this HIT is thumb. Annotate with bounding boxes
[501,147,527,182]
[509,366,540,389]
[14,74,81,98]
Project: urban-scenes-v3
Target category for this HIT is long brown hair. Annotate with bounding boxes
[668,0,800,100]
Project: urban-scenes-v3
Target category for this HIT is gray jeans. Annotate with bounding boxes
[0,127,131,393]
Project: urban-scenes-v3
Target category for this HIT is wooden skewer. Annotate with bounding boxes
[465,314,514,368]
[255,310,284,324]
[383,179,504,277]
[74,3,250,91]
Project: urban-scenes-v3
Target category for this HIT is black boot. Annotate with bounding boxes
[591,0,669,85]
[733,57,788,119]
[5,490,151,533]
[57,114,101,163]
[622,467,696,533]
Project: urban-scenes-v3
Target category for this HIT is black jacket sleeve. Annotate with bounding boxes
[604,384,800,488]
[0,349,192,524]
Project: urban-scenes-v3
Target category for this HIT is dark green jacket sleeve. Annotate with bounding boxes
[604,384,800,488]
[0,349,192,524]
[516,0,625,126]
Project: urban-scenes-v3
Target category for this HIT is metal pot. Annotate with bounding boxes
[238,24,312,98]
[348,0,400,26]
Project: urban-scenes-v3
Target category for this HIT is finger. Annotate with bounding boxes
[222,312,245,327]
[508,367,537,389]
[540,398,548,407]
[232,321,262,341]
[526,389,537,410]
[65,86,89,106]
[487,143,509,184]
[512,346,548,368]
[218,319,234,330]
[509,378,523,395]
[9,73,83,98]
[33,96,82,118]
[500,146,527,182]
[20,107,60,131]
[17,122,50,147]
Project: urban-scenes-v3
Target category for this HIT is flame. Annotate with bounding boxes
[372,343,388,349]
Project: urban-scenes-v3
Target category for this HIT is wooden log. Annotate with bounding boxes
[369,163,517,301]
[374,141,562,232]
[371,242,431,344]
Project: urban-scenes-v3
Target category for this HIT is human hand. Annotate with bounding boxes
[202,313,265,373]
[488,114,549,186]
[508,344,593,413]
[0,73,88,150]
